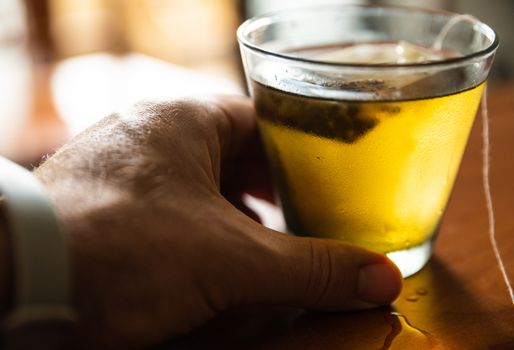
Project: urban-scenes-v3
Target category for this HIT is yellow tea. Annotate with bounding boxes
[254,79,484,253]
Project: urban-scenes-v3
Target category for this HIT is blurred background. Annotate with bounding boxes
[0,0,512,166]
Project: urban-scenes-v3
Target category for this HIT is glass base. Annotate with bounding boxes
[386,239,433,278]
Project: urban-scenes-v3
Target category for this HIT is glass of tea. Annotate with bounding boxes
[237,5,498,277]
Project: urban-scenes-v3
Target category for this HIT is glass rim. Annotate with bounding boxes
[237,3,499,69]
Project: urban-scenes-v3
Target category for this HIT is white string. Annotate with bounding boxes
[432,14,478,51]
[481,87,514,304]
[433,13,513,304]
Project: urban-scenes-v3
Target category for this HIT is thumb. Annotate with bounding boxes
[244,228,403,310]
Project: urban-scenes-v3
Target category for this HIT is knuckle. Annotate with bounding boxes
[123,98,225,153]
[305,240,335,307]
[127,99,213,128]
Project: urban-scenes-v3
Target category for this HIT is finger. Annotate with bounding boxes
[242,226,402,310]
[222,193,263,224]
[211,96,275,204]
[221,153,275,204]
[209,95,257,160]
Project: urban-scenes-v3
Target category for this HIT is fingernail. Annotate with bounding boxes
[357,262,402,304]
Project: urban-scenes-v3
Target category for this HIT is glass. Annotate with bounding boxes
[237,4,498,277]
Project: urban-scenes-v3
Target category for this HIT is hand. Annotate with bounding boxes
[35,96,402,349]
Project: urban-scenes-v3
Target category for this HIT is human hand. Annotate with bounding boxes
[34,96,402,349]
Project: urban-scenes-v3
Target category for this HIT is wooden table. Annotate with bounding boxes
[166,82,514,350]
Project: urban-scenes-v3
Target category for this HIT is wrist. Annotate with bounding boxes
[0,198,13,318]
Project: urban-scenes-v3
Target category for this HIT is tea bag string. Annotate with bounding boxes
[432,14,478,51]
[433,13,514,304]
[481,87,514,304]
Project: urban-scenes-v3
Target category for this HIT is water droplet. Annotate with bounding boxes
[405,294,419,302]
[381,312,441,349]
[416,288,428,296]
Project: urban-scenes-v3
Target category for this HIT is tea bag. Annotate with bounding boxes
[310,41,451,98]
